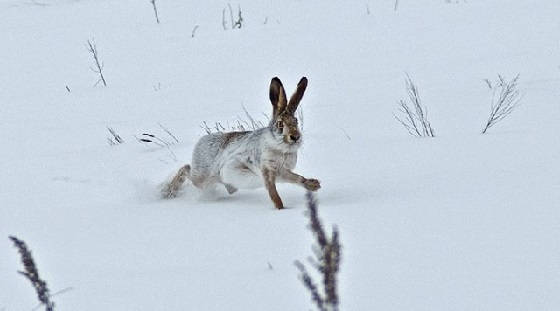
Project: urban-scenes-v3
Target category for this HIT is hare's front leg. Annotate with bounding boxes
[279,169,321,191]
[262,168,284,209]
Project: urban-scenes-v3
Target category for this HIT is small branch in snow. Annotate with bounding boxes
[223,3,243,30]
[295,193,342,311]
[222,8,227,30]
[191,25,199,38]
[201,106,266,134]
[234,4,243,29]
[158,123,180,143]
[137,125,180,162]
[393,74,435,137]
[107,127,124,145]
[481,74,522,134]
[86,39,107,87]
[150,0,160,24]
[9,236,55,311]
[228,3,234,29]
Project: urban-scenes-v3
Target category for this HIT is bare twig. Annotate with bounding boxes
[481,74,522,134]
[107,127,124,145]
[241,105,265,130]
[224,3,243,30]
[394,74,435,137]
[222,8,227,30]
[228,3,234,29]
[150,0,160,24]
[201,106,266,134]
[9,236,55,311]
[158,123,180,143]
[86,39,107,87]
[295,193,342,311]
[137,126,179,162]
[234,4,243,29]
[483,78,493,89]
[191,25,199,38]
[32,288,74,311]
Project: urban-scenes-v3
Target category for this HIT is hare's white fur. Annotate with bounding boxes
[192,127,298,189]
[164,77,320,209]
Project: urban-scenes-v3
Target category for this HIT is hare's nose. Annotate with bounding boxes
[290,134,300,142]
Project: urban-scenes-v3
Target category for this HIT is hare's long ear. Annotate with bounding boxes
[269,77,287,118]
[286,77,308,115]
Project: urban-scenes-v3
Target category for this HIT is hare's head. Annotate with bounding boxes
[268,77,308,145]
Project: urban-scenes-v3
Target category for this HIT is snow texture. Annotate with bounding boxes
[1,0,559,310]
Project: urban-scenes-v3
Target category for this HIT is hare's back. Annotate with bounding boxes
[191,132,251,176]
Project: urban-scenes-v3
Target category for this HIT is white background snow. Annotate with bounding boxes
[1,0,559,310]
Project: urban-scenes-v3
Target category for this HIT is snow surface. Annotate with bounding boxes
[1,0,560,310]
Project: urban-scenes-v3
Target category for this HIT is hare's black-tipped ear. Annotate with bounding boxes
[269,77,287,117]
[287,77,308,115]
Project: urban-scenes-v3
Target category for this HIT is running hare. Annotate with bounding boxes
[164,77,321,209]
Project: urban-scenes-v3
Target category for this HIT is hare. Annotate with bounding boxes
[163,77,320,209]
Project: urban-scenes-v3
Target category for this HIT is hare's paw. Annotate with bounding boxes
[224,184,238,195]
[303,178,321,191]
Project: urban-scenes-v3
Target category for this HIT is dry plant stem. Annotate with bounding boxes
[107,127,124,145]
[191,25,199,38]
[234,4,243,29]
[158,123,180,143]
[295,193,341,311]
[201,107,266,134]
[224,3,242,30]
[222,8,227,30]
[394,74,435,137]
[294,261,324,310]
[86,39,107,87]
[481,74,521,134]
[228,3,234,29]
[9,236,55,311]
[150,0,160,24]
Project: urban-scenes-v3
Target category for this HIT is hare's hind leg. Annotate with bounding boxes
[162,164,191,198]
[224,184,238,195]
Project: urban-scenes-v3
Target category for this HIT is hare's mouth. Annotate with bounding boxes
[284,134,301,145]
[285,138,301,146]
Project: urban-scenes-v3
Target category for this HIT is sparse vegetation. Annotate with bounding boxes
[191,25,200,38]
[481,74,522,134]
[150,0,160,24]
[86,39,107,87]
[222,3,243,30]
[200,106,266,134]
[9,236,55,311]
[394,74,435,137]
[295,193,342,311]
[137,123,180,162]
[107,127,124,145]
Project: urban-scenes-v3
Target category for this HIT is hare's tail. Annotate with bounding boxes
[161,164,191,199]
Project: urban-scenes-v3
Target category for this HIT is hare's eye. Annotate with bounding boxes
[276,121,284,129]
